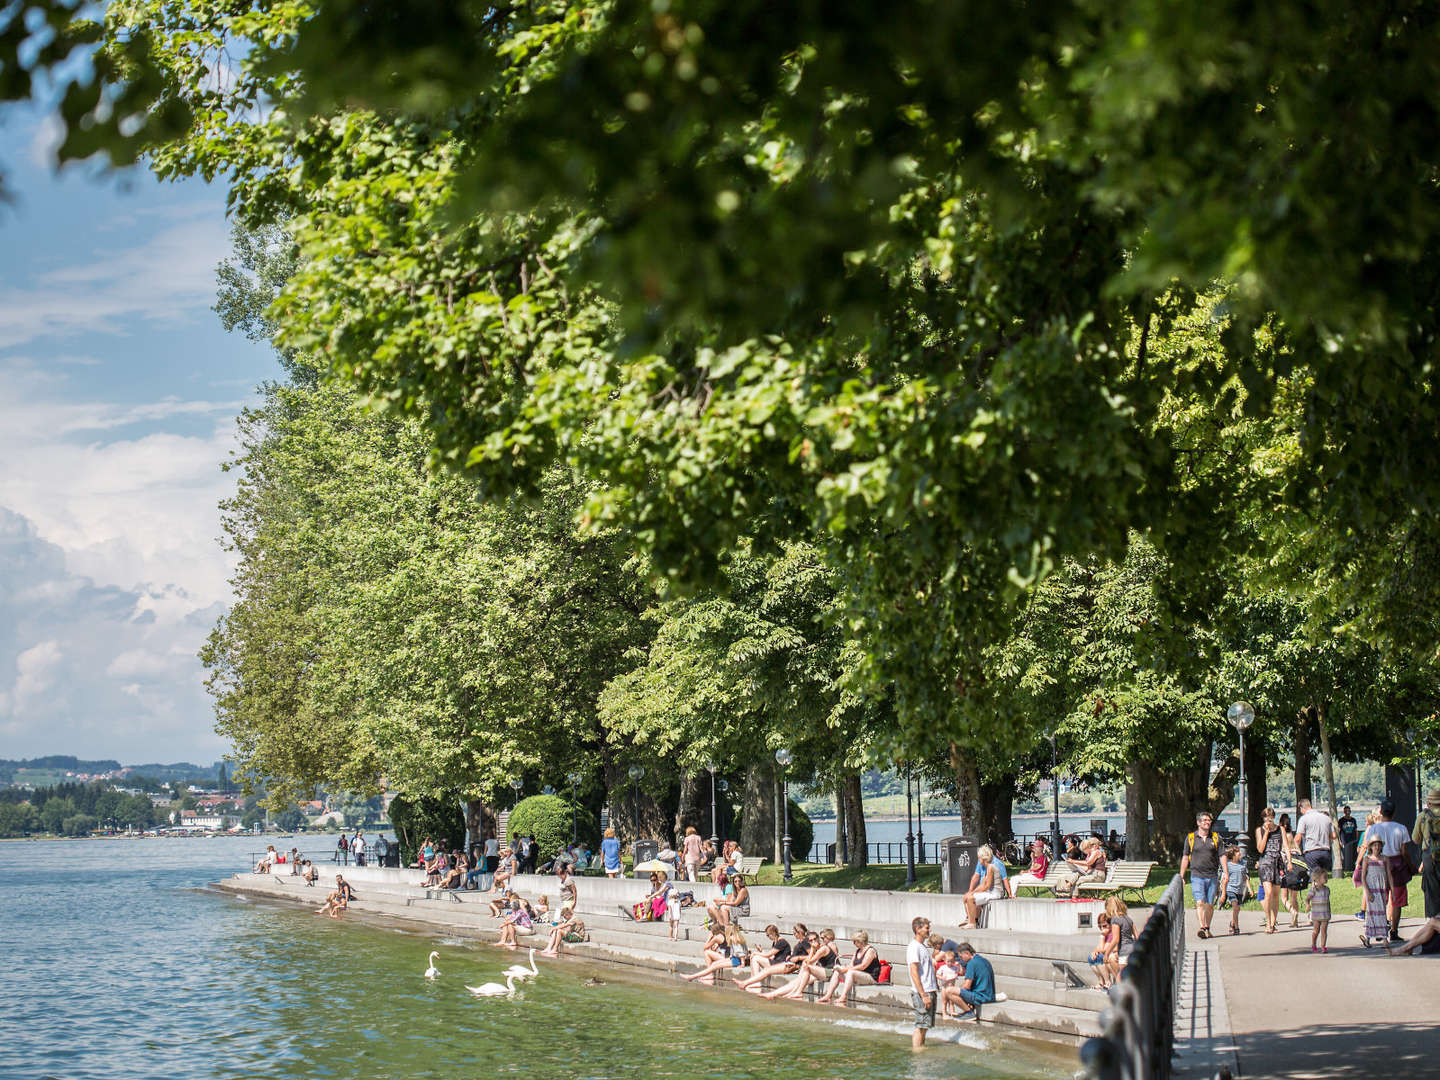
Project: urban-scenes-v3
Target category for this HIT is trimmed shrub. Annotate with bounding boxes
[506,794,597,859]
[388,793,465,866]
[733,798,814,864]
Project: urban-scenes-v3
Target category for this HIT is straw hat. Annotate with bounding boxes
[1426,788,1440,810]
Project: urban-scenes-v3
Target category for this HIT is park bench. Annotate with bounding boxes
[1075,860,1157,903]
[705,855,765,880]
[1010,863,1071,896]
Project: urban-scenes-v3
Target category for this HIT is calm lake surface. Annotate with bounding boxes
[0,836,1069,1080]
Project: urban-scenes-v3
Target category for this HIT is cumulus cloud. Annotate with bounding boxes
[0,508,225,760]
[0,208,230,350]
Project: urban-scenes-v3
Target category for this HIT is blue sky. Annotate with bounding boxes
[0,104,280,764]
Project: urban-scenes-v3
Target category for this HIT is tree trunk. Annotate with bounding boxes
[948,744,984,843]
[1125,763,1151,860]
[740,764,776,859]
[843,772,868,866]
[603,764,669,847]
[979,775,1015,849]
[1317,699,1340,857]
[1206,747,1240,821]
[463,798,486,856]
[1246,734,1268,831]
[1295,706,1315,808]
[1140,745,1212,861]
[673,772,702,848]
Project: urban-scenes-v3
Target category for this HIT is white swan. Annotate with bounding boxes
[423,951,441,980]
[501,947,539,981]
[465,973,519,997]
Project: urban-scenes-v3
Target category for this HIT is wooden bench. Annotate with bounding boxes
[707,855,766,880]
[1075,860,1156,903]
[1010,864,1071,896]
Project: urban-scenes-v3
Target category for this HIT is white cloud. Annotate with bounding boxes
[0,212,230,349]
[0,507,227,761]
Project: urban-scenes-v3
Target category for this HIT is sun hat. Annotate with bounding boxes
[1426,788,1440,809]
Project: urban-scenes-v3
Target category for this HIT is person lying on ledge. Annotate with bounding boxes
[739,924,810,993]
[760,928,837,1000]
[816,931,881,1007]
[1388,915,1440,956]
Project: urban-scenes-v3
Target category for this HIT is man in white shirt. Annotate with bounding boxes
[907,916,937,1050]
[352,832,366,867]
[1294,799,1336,874]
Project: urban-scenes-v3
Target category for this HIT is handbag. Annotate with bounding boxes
[1278,864,1310,891]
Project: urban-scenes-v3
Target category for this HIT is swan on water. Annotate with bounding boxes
[501,948,539,981]
[424,951,441,980]
[465,974,519,997]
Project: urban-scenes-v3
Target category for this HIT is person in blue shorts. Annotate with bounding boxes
[1180,810,1226,939]
[952,942,995,1021]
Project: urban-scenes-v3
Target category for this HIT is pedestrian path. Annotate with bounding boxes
[1172,943,1238,1080]
[1205,915,1440,1079]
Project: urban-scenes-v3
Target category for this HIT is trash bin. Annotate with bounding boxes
[940,836,978,894]
[632,839,659,876]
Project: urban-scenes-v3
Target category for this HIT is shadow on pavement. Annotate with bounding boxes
[1235,1021,1440,1078]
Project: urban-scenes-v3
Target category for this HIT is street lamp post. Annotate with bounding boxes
[627,765,645,847]
[916,774,925,864]
[905,763,916,887]
[708,763,719,848]
[510,777,523,810]
[566,771,582,845]
[1049,733,1062,862]
[718,780,729,844]
[1228,701,1255,858]
[837,779,848,865]
[775,748,793,880]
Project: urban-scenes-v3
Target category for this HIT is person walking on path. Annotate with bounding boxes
[600,827,622,878]
[682,826,704,883]
[1359,838,1395,949]
[352,831,366,867]
[1370,799,1415,942]
[907,916,938,1050]
[1412,789,1440,920]
[336,832,348,866]
[1278,812,1303,926]
[1223,844,1249,936]
[1295,799,1336,874]
[1255,808,1289,934]
[1180,811,1225,939]
[1337,805,1360,875]
[1307,867,1331,953]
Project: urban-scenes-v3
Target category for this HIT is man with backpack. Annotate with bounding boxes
[1413,789,1440,920]
[1179,811,1225,940]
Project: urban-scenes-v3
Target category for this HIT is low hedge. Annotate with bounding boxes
[506,794,597,859]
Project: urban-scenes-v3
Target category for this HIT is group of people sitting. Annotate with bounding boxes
[254,844,320,885]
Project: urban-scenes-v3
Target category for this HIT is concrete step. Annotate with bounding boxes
[220,876,1099,1042]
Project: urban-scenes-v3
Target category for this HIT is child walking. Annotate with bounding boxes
[1223,844,1248,936]
[1307,867,1330,953]
[1359,838,1394,949]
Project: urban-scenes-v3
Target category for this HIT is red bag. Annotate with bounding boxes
[877,960,892,985]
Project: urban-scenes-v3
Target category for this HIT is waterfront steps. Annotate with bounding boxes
[220,871,1106,1042]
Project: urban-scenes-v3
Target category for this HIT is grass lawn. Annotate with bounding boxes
[595,858,1427,921]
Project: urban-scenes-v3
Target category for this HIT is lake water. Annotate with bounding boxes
[0,836,1068,1080]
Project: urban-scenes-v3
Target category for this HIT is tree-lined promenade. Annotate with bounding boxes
[3,2,1437,855]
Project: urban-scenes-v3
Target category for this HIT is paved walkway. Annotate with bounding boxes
[1183,913,1439,1079]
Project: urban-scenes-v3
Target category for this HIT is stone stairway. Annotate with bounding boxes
[221,872,1105,1042]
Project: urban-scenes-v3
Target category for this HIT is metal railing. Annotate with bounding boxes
[1079,873,1186,1080]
